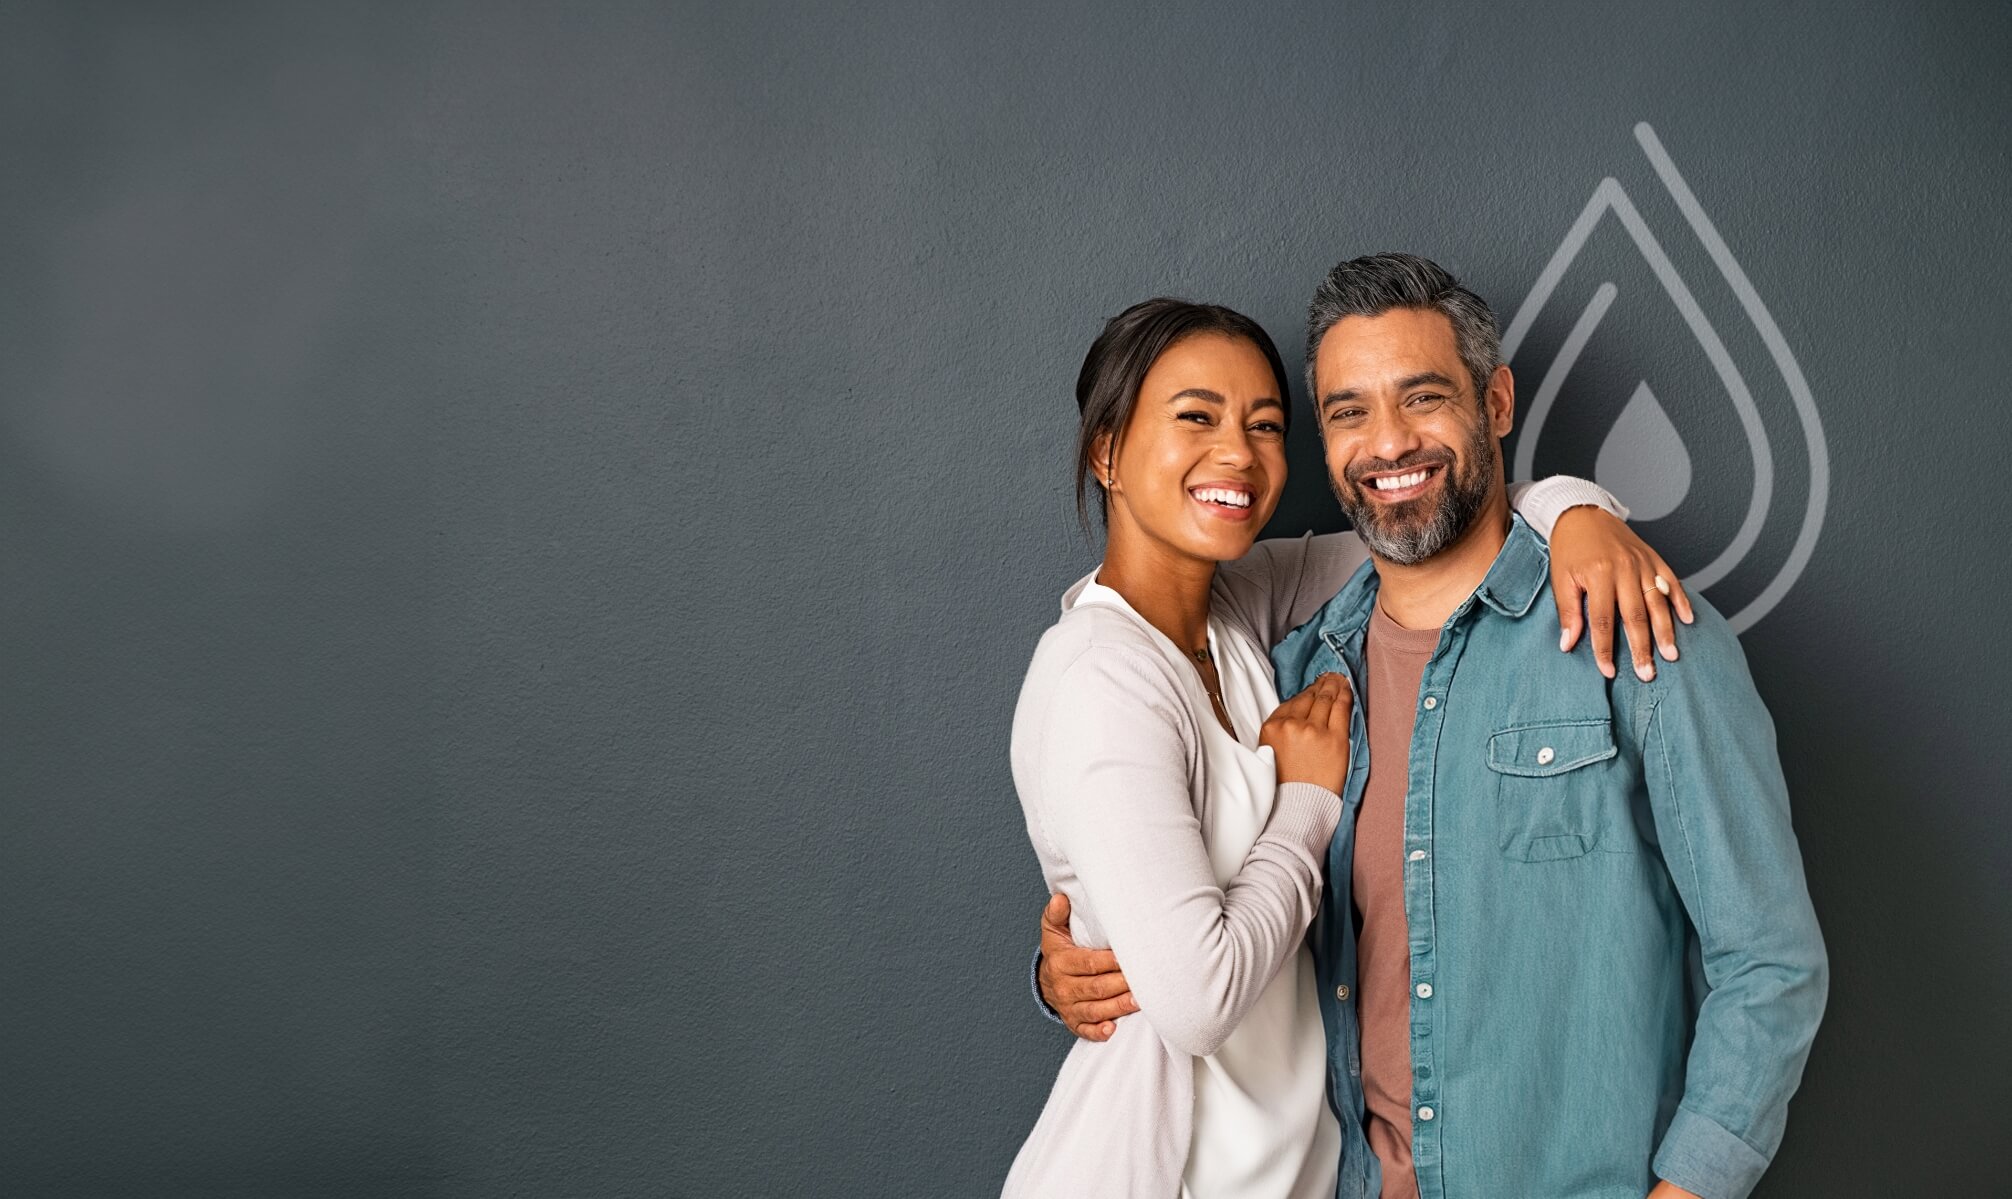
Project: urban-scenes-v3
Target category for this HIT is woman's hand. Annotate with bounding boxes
[1548,506,1696,682]
[1260,673,1352,794]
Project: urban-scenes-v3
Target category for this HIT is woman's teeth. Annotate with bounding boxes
[1371,469,1433,491]
[1192,487,1251,508]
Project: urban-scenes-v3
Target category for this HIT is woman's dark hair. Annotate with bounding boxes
[1073,298,1293,530]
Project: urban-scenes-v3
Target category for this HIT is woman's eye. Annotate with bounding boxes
[1177,410,1212,424]
[1250,420,1285,435]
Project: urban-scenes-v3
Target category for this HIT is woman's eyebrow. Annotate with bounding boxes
[1165,389,1283,410]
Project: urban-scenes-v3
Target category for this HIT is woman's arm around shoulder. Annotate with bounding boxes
[1213,476,1632,645]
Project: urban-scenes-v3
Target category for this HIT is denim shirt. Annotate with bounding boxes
[1271,517,1827,1199]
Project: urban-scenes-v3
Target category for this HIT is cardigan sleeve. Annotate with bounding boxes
[1212,476,1631,645]
[1029,645,1342,1058]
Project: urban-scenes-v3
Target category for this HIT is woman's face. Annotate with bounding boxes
[1096,332,1289,564]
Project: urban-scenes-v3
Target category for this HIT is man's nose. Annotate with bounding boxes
[1362,405,1424,464]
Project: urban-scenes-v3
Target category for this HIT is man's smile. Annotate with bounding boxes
[1354,463,1445,504]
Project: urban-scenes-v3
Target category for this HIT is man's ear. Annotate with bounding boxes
[1484,363,1516,439]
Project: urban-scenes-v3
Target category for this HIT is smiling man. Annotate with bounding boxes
[1041,254,1828,1199]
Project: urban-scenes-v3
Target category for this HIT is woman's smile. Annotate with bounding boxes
[1189,481,1258,520]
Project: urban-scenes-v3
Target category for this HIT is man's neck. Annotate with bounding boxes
[1372,487,1513,631]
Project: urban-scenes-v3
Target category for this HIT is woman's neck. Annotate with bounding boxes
[1095,519,1217,657]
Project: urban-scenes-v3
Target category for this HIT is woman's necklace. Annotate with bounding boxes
[1190,643,1237,737]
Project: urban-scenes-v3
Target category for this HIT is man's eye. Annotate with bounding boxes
[1408,394,1447,408]
[1330,409,1365,424]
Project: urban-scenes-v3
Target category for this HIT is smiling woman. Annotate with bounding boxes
[998,297,1672,1198]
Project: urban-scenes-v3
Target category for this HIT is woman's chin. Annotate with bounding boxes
[1188,527,1264,563]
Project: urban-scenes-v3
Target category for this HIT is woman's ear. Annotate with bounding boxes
[1091,430,1116,489]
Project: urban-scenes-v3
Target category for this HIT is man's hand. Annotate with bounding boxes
[1647,1182,1704,1199]
[1037,892,1137,1041]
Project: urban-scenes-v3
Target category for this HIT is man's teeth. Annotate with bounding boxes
[1370,469,1433,491]
[1192,487,1252,508]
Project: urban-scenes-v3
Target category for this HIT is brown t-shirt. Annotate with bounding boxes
[1353,605,1439,1199]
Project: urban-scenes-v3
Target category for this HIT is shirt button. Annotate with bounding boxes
[1415,983,1433,999]
[1536,746,1556,765]
[1422,696,1437,710]
[1408,849,1426,862]
[1417,1106,1435,1121]
[1335,985,1351,1001]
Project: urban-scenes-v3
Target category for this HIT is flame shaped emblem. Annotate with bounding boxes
[1502,122,1830,633]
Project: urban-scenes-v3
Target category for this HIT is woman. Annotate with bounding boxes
[1003,299,1686,1197]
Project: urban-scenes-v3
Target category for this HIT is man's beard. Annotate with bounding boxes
[1332,422,1497,566]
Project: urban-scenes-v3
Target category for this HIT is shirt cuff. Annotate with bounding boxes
[1651,1104,1772,1199]
[1030,945,1067,1027]
[1513,475,1631,539]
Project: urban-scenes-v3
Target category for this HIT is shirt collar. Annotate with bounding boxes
[1315,514,1550,642]
[1473,515,1550,619]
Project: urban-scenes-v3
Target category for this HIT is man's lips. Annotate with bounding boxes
[1353,463,1445,504]
[1189,481,1257,521]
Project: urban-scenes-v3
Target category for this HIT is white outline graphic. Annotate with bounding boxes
[1502,122,1829,633]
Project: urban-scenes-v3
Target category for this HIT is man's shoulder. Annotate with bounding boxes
[1269,587,1361,695]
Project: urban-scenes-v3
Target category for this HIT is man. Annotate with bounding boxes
[1038,253,1826,1199]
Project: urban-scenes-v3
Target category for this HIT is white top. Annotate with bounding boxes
[1073,580,1341,1199]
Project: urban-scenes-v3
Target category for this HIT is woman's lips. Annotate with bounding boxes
[1189,484,1257,521]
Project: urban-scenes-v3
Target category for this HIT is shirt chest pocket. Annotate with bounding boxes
[1487,719,1619,862]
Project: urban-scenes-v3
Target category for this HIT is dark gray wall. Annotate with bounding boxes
[4,1,2006,1195]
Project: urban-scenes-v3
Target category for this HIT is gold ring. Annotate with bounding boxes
[1647,575,1671,597]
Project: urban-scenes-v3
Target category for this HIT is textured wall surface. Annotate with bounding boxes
[4,2,2008,1195]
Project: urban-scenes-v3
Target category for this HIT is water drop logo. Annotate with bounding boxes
[1503,122,1829,633]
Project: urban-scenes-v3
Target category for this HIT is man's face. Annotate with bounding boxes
[1311,307,1514,565]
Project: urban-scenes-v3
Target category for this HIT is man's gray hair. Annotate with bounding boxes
[1303,252,1502,410]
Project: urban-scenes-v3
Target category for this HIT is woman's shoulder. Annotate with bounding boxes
[1012,606,1200,789]
[1017,604,1194,729]
[1027,603,1177,687]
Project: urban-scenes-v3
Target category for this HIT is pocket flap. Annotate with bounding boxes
[1487,719,1617,777]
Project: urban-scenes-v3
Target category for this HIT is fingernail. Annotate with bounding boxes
[1636,662,1655,682]
[1560,630,1572,651]
[1601,662,1616,679]
[1660,644,1678,661]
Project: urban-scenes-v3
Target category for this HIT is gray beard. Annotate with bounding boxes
[1335,434,1497,566]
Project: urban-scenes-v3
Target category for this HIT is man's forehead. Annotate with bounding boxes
[1315,307,1463,391]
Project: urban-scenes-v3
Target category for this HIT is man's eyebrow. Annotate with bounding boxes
[1319,372,1462,413]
